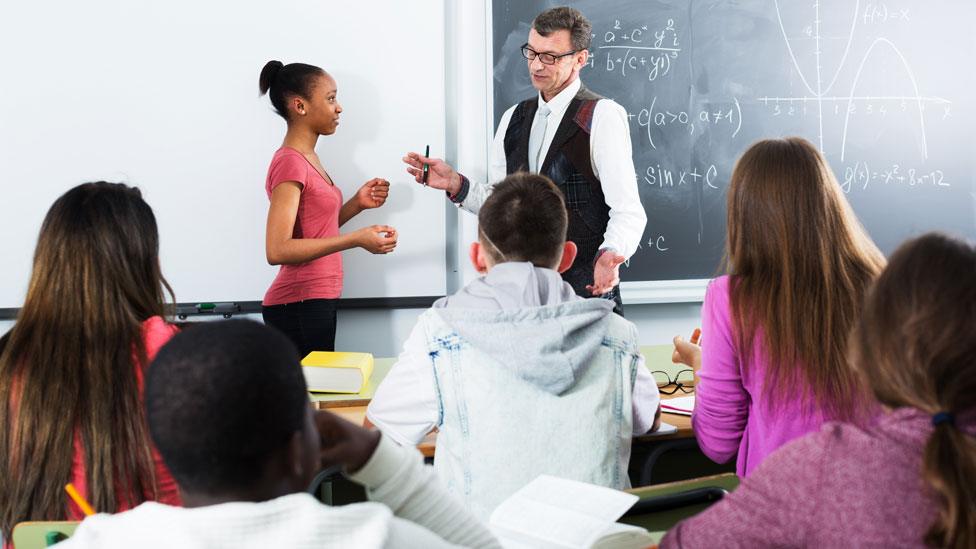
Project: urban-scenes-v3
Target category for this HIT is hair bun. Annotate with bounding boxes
[259,60,285,95]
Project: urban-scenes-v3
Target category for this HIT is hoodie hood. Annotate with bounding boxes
[431,262,616,395]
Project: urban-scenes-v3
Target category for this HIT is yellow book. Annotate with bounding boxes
[300,352,374,394]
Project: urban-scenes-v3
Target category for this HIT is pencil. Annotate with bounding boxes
[65,483,95,516]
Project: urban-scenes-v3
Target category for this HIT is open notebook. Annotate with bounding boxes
[660,395,695,416]
[490,475,654,549]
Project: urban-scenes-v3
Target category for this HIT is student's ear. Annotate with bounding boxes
[291,97,307,117]
[286,407,321,490]
[469,242,489,274]
[556,241,577,273]
[284,430,311,489]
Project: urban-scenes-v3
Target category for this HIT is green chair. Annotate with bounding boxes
[620,473,738,543]
[11,521,79,548]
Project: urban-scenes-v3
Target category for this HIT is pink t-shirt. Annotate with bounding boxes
[67,316,182,519]
[5,315,181,546]
[263,147,344,305]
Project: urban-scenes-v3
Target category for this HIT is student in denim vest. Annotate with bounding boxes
[367,173,661,520]
[404,7,646,315]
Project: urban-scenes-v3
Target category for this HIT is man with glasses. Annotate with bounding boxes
[404,6,646,315]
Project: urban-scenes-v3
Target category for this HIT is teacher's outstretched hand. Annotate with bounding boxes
[403,152,462,196]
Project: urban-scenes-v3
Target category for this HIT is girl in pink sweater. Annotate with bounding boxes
[663,233,976,548]
[673,137,886,476]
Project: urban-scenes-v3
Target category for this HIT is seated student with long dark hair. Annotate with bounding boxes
[672,137,886,476]
[661,233,976,548]
[58,320,499,548]
[0,183,181,543]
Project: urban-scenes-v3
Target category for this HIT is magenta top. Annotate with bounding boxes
[662,407,976,548]
[693,275,829,476]
[263,147,344,306]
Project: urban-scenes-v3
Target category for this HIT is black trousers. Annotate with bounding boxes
[262,299,338,357]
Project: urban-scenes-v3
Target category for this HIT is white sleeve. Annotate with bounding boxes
[632,354,661,435]
[457,105,516,215]
[383,517,470,549]
[590,100,647,259]
[351,436,502,549]
[366,321,440,447]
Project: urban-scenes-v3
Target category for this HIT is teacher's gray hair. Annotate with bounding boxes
[532,6,592,52]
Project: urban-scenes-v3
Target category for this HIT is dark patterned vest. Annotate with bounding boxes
[503,85,621,310]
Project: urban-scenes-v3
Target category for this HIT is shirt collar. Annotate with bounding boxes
[537,78,581,115]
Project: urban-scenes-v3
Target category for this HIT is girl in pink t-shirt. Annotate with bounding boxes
[258,60,397,355]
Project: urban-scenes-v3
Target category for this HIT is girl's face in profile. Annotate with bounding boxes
[304,74,342,136]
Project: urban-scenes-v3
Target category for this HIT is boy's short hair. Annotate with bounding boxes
[145,319,308,494]
[478,173,567,268]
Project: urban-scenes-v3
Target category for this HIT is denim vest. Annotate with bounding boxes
[418,303,641,520]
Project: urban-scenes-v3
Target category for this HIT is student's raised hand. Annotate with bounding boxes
[587,250,626,295]
[672,335,702,371]
[402,152,462,196]
[315,410,381,474]
[355,178,390,209]
[354,225,397,254]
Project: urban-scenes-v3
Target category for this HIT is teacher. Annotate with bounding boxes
[260,60,397,355]
[405,7,646,314]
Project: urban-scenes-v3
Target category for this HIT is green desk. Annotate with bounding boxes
[311,345,688,408]
[311,345,717,473]
[622,473,739,543]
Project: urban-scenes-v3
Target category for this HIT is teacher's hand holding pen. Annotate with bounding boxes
[403,151,462,196]
[355,225,397,254]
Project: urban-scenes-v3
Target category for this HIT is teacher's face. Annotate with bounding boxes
[525,28,587,101]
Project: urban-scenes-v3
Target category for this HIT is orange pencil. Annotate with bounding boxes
[690,328,702,345]
[64,483,95,516]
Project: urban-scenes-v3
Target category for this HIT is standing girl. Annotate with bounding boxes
[260,60,396,355]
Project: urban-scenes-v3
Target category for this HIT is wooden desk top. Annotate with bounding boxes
[315,344,694,457]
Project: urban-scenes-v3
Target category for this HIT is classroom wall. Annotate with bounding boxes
[0,301,700,359]
[326,302,702,356]
[0,1,703,353]
[334,302,702,357]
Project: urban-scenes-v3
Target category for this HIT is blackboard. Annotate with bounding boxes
[493,0,976,282]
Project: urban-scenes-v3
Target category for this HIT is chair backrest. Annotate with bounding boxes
[620,473,739,542]
[12,521,79,549]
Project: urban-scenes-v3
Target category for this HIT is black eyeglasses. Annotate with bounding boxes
[652,369,695,395]
[521,43,579,65]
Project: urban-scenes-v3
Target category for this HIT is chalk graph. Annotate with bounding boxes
[759,0,951,161]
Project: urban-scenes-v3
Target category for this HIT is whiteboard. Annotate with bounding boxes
[0,0,447,310]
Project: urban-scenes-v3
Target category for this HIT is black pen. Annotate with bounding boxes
[422,145,430,186]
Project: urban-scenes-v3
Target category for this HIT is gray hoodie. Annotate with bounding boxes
[431,262,617,396]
